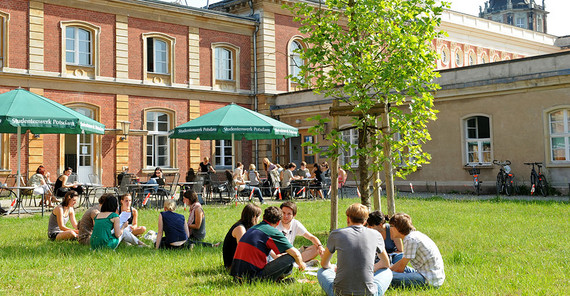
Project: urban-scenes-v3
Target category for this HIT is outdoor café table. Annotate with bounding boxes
[4,186,37,217]
[291,178,315,199]
[80,183,103,208]
[126,183,159,207]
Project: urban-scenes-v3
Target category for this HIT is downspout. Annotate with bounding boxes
[250,0,260,168]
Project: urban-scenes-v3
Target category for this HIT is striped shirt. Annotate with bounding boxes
[230,221,293,279]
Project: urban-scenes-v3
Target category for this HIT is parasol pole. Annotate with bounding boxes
[231,133,235,170]
[16,126,21,215]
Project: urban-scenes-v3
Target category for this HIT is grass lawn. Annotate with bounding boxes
[0,196,569,295]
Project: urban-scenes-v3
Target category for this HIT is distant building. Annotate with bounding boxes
[479,0,548,33]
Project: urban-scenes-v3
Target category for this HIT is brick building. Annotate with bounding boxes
[0,0,565,190]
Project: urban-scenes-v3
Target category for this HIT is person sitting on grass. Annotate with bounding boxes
[318,203,393,296]
[90,195,146,250]
[230,206,306,282]
[47,190,79,241]
[366,210,403,264]
[77,193,110,245]
[156,199,192,249]
[183,190,220,247]
[119,193,147,236]
[276,201,325,264]
[223,203,262,269]
[389,213,445,288]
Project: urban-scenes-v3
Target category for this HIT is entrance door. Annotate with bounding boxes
[290,136,302,166]
[65,108,94,184]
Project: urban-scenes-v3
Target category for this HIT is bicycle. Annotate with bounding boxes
[493,160,514,196]
[465,162,482,195]
[523,162,548,197]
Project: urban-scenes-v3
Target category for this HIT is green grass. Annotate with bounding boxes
[1,197,569,295]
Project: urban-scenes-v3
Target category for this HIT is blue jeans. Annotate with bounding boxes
[317,267,392,296]
[243,185,264,203]
[391,266,427,288]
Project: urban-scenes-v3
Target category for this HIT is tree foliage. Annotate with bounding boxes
[287,0,447,206]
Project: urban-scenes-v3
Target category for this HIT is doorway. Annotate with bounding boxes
[64,107,94,184]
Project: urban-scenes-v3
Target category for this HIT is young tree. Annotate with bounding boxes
[288,0,446,213]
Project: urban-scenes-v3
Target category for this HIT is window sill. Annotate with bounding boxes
[546,162,570,168]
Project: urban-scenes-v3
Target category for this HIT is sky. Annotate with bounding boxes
[168,0,569,37]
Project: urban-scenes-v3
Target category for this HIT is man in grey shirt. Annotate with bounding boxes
[317,203,392,296]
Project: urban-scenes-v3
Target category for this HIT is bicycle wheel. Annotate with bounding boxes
[475,179,481,196]
[505,175,514,196]
[538,177,548,197]
[530,173,538,194]
[496,173,504,195]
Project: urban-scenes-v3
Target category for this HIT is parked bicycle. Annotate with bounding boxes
[493,160,514,196]
[523,162,548,197]
[465,162,482,195]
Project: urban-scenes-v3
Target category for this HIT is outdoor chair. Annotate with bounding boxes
[225,172,251,204]
[151,172,180,209]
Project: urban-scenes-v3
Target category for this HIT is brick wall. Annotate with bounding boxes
[0,0,28,70]
[128,17,189,84]
[199,28,252,90]
[43,4,116,77]
[43,90,117,185]
[274,13,305,92]
[128,95,190,176]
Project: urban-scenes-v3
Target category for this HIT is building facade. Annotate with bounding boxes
[0,0,566,190]
[479,0,548,33]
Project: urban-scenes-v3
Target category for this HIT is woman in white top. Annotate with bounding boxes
[233,163,264,204]
[119,193,147,236]
[281,163,301,199]
[29,165,57,207]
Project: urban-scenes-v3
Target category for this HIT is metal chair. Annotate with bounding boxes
[151,172,180,209]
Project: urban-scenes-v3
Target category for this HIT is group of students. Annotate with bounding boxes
[46,189,218,250]
[223,202,445,295]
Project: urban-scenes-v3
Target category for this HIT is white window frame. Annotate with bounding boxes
[214,140,233,169]
[464,116,492,164]
[516,17,526,28]
[215,47,233,81]
[549,109,570,162]
[65,26,92,66]
[288,39,305,85]
[340,128,359,168]
[146,111,171,168]
[147,38,168,74]
[142,32,175,85]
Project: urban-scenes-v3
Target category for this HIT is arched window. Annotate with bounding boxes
[468,51,476,66]
[215,47,233,81]
[60,21,100,78]
[549,109,570,162]
[0,11,9,69]
[211,43,240,91]
[464,116,492,164]
[289,40,304,81]
[66,27,92,66]
[142,33,175,85]
[455,48,463,67]
[146,111,171,168]
[147,38,168,74]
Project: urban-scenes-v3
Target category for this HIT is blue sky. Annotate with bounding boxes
[165,0,569,37]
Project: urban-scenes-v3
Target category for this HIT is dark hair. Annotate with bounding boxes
[151,167,162,178]
[389,213,416,235]
[36,165,45,175]
[186,168,196,182]
[98,193,113,205]
[225,170,233,182]
[240,204,262,229]
[280,201,297,216]
[101,196,119,213]
[65,166,73,172]
[367,210,389,226]
[263,206,282,224]
[183,190,198,204]
[236,162,243,168]
[61,190,78,207]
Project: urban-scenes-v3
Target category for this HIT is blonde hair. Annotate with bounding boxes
[346,203,369,224]
[164,199,176,211]
[249,164,256,170]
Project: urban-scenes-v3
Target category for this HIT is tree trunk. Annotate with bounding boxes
[358,122,371,207]
[382,105,396,216]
